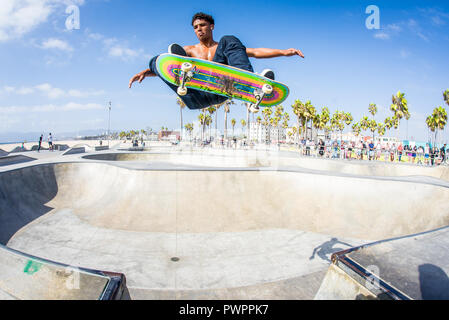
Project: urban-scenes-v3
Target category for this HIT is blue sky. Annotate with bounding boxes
[0,0,448,142]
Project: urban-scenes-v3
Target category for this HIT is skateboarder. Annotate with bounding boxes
[129,12,304,110]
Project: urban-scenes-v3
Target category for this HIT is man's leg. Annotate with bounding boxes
[213,36,254,72]
[149,55,228,110]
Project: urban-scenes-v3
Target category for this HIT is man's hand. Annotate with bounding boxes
[283,48,305,58]
[128,69,155,88]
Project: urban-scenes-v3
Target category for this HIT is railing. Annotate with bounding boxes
[294,145,448,166]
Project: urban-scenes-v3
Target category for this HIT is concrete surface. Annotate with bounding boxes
[316,226,449,300]
[0,246,127,300]
[0,148,448,299]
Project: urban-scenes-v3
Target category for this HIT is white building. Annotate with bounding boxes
[249,123,286,143]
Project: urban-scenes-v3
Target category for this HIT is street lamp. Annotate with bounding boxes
[108,101,111,147]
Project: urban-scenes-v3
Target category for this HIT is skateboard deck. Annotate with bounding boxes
[156,53,289,107]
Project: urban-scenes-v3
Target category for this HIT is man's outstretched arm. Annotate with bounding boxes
[128,69,156,88]
[246,47,305,59]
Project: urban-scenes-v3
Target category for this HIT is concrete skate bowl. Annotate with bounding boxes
[1,161,449,299]
[82,152,274,168]
[82,152,449,181]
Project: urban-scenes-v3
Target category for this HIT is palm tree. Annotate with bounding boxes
[198,112,206,141]
[390,91,410,140]
[331,110,345,144]
[240,119,247,140]
[352,122,361,137]
[262,107,273,144]
[273,105,285,143]
[442,90,449,109]
[291,99,304,145]
[377,123,386,137]
[282,112,290,144]
[256,116,262,143]
[427,106,448,147]
[320,107,330,139]
[369,103,377,120]
[205,114,212,141]
[369,119,377,141]
[184,123,194,142]
[360,116,370,132]
[176,97,186,141]
[213,101,226,139]
[231,118,236,138]
[304,101,316,140]
[243,102,251,142]
[206,106,216,141]
[223,100,234,141]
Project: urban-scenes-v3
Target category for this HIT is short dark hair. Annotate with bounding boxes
[191,12,214,26]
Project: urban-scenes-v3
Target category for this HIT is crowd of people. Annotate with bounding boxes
[300,139,448,166]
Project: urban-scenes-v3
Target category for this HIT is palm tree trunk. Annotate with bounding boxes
[215,112,218,140]
[224,112,228,141]
[246,107,250,143]
[180,106,183,141]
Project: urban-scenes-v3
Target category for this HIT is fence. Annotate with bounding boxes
[296,144,448,166]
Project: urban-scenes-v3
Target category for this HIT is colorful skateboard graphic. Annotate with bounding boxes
[156,53,289,107]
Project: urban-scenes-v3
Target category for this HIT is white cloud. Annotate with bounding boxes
[36,83,65,98]
[108,45,142,60]
[0,102,104,114]
[41,38,73,51]
[400,49,411,58]
[0,0,85,42]
[67,89,105,98]
[374,32,390,40]
[102,37,147,62]
[16,87,35,95]
[2,83,106,99]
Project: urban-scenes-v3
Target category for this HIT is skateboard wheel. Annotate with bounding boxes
[177,87,188,96]
[262,84,273,94]
[249,105,260,113]
[181,62,193,72]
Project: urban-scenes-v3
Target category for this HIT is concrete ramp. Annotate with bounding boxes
[315,226,449,300]
[0,155,36,167]
[0,245,128,300]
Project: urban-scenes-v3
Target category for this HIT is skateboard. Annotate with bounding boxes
[156,53,289,108]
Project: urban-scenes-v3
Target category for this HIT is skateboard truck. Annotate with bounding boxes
[177,62,194,96]
[251,84,273,111]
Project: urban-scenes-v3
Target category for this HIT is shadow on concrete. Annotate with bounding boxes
[419,264,449,300]
[0,165,58,245]
[309,238,353,263]
[0,155,36,167]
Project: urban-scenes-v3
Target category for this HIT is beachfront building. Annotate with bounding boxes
[249,123,286,143]
[158,130,180,142]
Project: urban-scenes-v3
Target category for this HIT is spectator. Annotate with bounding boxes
[390,144,396,162]
[417,146,424,165]
[412,146,417,164]
[425,143,430,166]
[398,144,403,162]
[430,147,436,166]
[368,141,375,161]
[38,134,43,152]
[375,142,381,161]
[48,133,53,151]
[318,139,325,157]
[441,144,447,164]
[356,141,363,160]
